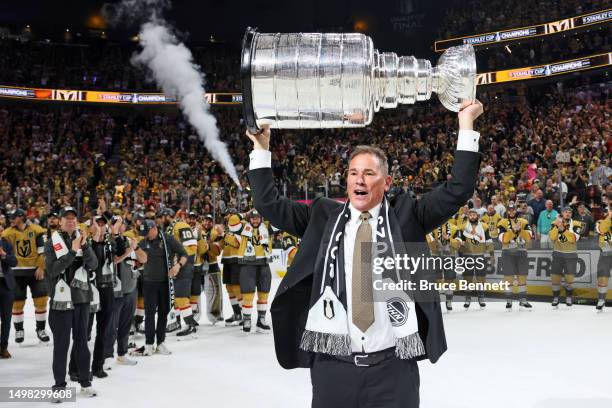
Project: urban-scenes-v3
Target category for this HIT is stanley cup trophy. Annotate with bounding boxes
[240,27,476,133]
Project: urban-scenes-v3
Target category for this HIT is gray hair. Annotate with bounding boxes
[348,145,389,176]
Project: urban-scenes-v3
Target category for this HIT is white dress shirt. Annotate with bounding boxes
[249,129,480,353]
[344,203,396,352]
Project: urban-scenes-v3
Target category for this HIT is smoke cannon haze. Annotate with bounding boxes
[106,0,240,186]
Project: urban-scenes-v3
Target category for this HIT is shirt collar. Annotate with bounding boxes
[348,201,382,224]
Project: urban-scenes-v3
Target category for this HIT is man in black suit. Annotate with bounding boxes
[0,235,18,358]
[246,100,484,408]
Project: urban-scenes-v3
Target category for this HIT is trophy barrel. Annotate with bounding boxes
[242,28,375,131]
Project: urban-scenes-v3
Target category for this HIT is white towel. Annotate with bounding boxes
[52,230,83,258]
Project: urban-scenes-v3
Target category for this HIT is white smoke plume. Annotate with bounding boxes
[106,0,240,186]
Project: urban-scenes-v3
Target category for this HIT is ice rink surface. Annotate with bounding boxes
[2,277,612,408]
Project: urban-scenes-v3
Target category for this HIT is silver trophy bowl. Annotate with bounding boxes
[241,27,476,132]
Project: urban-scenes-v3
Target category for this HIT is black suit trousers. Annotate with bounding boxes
[49,304,91,387]
[311,353,420,408]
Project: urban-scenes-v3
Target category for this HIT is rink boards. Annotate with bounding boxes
[265,249,609,300]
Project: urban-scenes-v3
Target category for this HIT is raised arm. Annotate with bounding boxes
[246,126,311,237]
[397,100,484,233]
[82,241,99,271]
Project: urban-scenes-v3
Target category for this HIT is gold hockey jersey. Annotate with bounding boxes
[595,218,611,254]
[497,217,532,251]
[238,221,272,265]
[167,219,197,258]
[222,214,243,264]
[192,226,209,267]
[426,222,462,256]
[449,211,469,232]
[482,213,502,239]
[1,223,46,275]
[281,232,299,267]
[549,219,584,253]
[203,228,222,265]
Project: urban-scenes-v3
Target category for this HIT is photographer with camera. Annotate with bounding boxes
[106,218,147,365]
[87,213,127,379]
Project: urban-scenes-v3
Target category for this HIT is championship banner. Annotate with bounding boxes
[0,85,242,105]
[0,86,45,99]
[435,8,612,52]
[84,91,176,104]
[476,52,612,85]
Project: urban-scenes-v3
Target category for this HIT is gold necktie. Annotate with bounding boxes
[352,211,374,332]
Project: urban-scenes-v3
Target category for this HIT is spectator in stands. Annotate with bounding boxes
[528,190,546,226]
[537,200,558,249]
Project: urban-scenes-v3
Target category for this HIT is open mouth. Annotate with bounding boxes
[354,189,368,196]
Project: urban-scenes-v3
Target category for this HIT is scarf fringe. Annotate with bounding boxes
[51,300,73,311]
[395,332,426,360]
[300,330,352,356]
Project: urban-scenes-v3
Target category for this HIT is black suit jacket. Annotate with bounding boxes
[0,239,17,291]
[249,150,481,369]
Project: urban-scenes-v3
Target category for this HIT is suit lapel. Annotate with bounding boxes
[277,202,346,297]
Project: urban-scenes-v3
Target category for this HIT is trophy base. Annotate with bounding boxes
[240,27,259,134]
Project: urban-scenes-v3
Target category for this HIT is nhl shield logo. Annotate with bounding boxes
[386,298,408,327]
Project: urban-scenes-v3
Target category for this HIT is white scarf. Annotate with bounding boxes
[52,230,88,291]
[241,222,269,258]
[300,199,425,359]
[462,221,486,242]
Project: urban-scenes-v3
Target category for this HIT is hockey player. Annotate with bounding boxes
[449,204,469,231]
[198,214,223,324]
[426,221,462,311]
[549,206,584,308]
[497,202,533,310]
[237,210,272,333]
[460,208,494,309]
[482,204,501,242]
[1,209,49,344]
[281,231,299,271]
[221,210,243,326]
[159,208,198,336]
[595,206,611,311]
[200,214,224,324]
[189,211,223,323]
[88,214,126,378]
[187,211,205,322]
[105,220,146,366]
